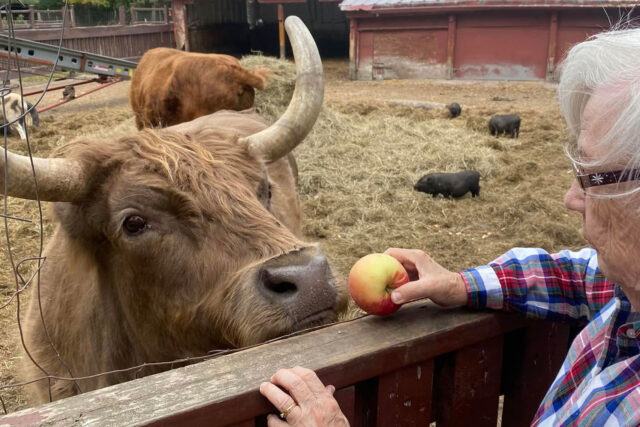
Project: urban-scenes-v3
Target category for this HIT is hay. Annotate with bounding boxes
[240,54,296,122]
[0,57,586,413]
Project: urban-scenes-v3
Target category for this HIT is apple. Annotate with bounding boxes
[348,253,409,316]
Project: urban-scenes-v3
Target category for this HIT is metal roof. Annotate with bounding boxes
[339,0,638,11]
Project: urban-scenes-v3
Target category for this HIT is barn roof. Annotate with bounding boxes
[339,0,637,11]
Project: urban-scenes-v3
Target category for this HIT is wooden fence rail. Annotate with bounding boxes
[0,6,170,30]
[0,301,573,426]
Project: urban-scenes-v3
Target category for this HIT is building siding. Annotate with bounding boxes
[346,8,637,81]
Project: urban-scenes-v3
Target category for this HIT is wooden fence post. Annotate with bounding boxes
[545,11,558,82]
[446,14,456,79]
[278,4,285,60]
[118,5,126,25]
[349,18,357,80]
[130,6,136,25]
[28,6,34,28]
[69,4,75,27]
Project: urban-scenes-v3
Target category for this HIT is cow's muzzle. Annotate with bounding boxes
[256,250,338,325]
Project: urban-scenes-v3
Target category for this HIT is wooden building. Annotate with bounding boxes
[170,0,348,57]
[340,0,638,81]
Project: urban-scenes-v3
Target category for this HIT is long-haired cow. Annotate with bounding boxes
[1,92,39,140]
[130,46,267,129]
[7,17,345,403]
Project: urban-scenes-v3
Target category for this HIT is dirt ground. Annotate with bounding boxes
[0,59,584,414]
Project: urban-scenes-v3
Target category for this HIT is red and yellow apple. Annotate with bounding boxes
[348,253,409,316]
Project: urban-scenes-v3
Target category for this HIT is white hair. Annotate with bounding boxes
[558,26,640,197]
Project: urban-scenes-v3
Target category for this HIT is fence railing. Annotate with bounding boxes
[0,5,170,30]
[130,6,170,25]
[0,301,573,426]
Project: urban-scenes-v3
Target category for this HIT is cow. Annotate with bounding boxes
[489,114,520,138]
[0,92,39,140]
[129,47,268,130]
[448,102,461,118]
[6,17,346,403]
[414,170,480,198]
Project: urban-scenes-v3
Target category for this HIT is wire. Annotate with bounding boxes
[0,0,82,412]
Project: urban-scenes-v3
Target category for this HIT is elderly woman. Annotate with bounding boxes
[259,27,640,426]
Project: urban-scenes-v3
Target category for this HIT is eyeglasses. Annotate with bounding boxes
[571,159,640,191]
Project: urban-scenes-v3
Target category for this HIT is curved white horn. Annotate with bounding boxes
[0,148,87,201]
[239,15,324,162]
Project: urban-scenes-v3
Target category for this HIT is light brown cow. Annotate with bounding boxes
[130,47,267,129]
[0,92,39,140]
[6,17,344,403]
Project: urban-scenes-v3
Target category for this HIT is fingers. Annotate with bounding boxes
[259,381,298,413]
[266,414,288,427]
[262,368,338,425]
[384,248,430,266]
[290,366,328,396]
[391,279,432,304]
[270,368,314,405]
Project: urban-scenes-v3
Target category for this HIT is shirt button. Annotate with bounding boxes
[626,329,636,338]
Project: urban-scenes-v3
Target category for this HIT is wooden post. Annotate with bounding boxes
[63,5,73,27]
[69,4,75,27]
[278,4,285,60]
[130,6,136,25]
[349,18,357,80]
[118,5,125,25]
[546,12,558,82]
[446,14,456,80]
[171,0,192,51]
[28,6,34,28]
[163,5,169,24]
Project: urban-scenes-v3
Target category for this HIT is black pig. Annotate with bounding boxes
[489,114,520,138]
[414,170,480,198]
[448,103,461,118]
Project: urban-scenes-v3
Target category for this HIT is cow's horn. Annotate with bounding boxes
[239,15,323,162]
[0,148,87,201]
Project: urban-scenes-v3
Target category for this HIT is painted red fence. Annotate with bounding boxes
[0,300,573,426]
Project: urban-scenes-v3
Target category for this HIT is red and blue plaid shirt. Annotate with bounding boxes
[460,247,640,427]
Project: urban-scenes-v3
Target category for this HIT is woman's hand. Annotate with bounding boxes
[384,248,468,307]
[259,366,349,426]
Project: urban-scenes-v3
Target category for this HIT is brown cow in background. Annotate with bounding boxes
[130,48,267,129]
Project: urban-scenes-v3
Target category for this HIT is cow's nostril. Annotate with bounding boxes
[265,279,297,295]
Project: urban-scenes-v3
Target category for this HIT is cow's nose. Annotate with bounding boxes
[258,253,338,321]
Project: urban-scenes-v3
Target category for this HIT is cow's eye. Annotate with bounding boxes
[123,215,147,235]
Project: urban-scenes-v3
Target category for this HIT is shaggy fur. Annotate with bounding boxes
[130,48,268,129]
[0,93,39,139]
[20,110,347,403]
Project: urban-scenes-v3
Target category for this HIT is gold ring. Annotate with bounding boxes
[280,402,297,419]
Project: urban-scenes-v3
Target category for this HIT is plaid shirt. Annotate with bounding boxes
[460,247,640,427]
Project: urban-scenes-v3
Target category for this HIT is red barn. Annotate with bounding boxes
[340,0,638,81]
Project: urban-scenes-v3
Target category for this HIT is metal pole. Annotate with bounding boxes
[37,78,122,113]
[22,78,99,97]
